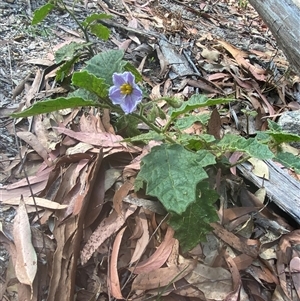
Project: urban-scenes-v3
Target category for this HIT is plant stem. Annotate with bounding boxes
[58,0,94,57]
[230,155,251,167]
[131,112,176,143]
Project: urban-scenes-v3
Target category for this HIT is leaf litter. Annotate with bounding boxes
[0,0,300,300]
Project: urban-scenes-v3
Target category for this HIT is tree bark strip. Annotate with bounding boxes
[249,0,300,75]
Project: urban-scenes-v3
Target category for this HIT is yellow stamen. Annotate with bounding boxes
[120,83,133,95]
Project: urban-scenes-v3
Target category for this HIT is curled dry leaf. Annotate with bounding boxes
[13,198,37,296]
[130,226,176,274]
[109,227,126,299]
[129,208,149,264]
[132,258,197,291]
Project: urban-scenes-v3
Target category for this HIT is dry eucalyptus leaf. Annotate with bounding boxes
[185,263,232,300]
[13,197,37,295]
[248,158,270,179]
[201,48,220,62]
[254,187,266,204]
[3,197,68,210]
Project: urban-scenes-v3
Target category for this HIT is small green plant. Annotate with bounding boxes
[12,0,300,251]
[238,0,248,9]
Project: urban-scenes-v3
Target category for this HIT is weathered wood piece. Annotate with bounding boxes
[248,0,300,75]
[238,160,300,225]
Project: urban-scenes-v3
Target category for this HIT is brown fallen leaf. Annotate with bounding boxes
[132,258,196,290]
[277,230,300,299]
[113,180,134,216]
[185,262,232,300]
[290,257,300,299]
[130,208,150,264]
[219,40,266,81]
[211,222,260,258]
[207,108,221,139]
[13,197,37,297]
[109,227,126,299]
[224,254,241,301]
[2,197,67,210]
[80,204,137,265]
[130,226,175,274]
[53,126,125,148]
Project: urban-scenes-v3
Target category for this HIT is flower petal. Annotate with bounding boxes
[123,71,135,85]
[112,73,127,87]
[131,85,143,99]
[109,86,125,104]
[120,95,139,114]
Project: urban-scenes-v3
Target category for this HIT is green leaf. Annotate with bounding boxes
[124,131,165,143]
[82,13,112,27]
[55,42,90,64]
[217,134,274,159]
[72,71,109,98]
[84,50,126,85]
[31,3,55,25]
[195,149,216,167]
[10,97,96,118]
[255,131,271,144]
[163,97,183,109]
[56,56,79,82]
[174,114,210,130]
[68,88,99,101]
[136,144,211,214]
[124,62,143,82]
[178,134,216,150]
[267,119,282,131]
[269,132,300,144]
[169,95,232,120]
[266,119,300,144]
[89,24,110,41]
[169,180,219,252]
[114,114,140,137]
[275,152,300,174]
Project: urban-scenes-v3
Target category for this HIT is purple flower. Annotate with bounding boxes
[109,72,143,114]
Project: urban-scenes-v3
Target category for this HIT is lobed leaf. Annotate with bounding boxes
[55,42,91,64]
[72,71,109,98]
[89,24,110,41]
[217,134,274,160]
[174,114,210,130]
[82,13,112,27]
[136,144,214,214]
[266,119,300,144]
[267,119,282,131]
[84,50,126,85]
[56,56,79,82]
[178,134,216,151]
[169,180,219,252]
[169,94,232,120]
[275,152,300,174]
[268,132,300,144]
